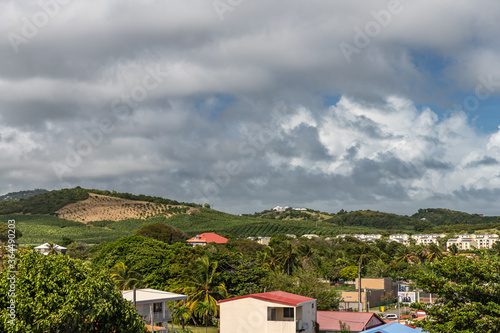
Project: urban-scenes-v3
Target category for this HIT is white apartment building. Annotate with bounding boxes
[447,233,499,250]
[412,233,446,245]
[389,234,410,246]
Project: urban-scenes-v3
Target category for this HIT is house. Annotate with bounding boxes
[34,243,67,255]
[362,321,426,332]
[218,291,317,333]
[186,232,228,246]
[301,234,319,239]
[317,311,385,332]
[122,288,188,332]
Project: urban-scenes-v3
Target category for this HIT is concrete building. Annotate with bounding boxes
[218,291,317,333]
[122,288,188,332]
[411,234,446,245]
[339,278,393,311]
[388,234,410,246]
[446,233,499,250]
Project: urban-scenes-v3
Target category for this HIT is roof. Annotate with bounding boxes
[122,288,188,304]
[317,311,385,331]
[218,291,316,307]
[363,322,426,333]
[145,324,166,332]
[34,243,67,250]
[186,232,228,244]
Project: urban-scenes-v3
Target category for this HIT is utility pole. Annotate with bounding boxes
[397,281,401,323]
[358,262,363,312]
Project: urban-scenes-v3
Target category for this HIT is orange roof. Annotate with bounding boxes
[145,324,166,332]
[218,291,316,306]
[186,232,228,244]
[317,311,385,331]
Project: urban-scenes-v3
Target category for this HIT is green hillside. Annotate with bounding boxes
[2,187,500,245]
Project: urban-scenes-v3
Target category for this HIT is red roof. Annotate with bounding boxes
[218,291,316,306]
[317,311,385,332]
[186,232,228,244]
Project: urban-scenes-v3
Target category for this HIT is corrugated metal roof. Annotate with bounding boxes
[218,291,316,306]
[186,232,228,244]
[317,311,384,331]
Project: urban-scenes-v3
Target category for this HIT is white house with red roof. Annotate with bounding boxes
[218,291,317,333]
[317,311,385,332]
[185,232,228,246]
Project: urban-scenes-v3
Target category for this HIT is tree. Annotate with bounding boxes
[175,256,228,317]
[172,304,192,330]
[134,223,188,244]
[110,262,144,290]
[194,301,214,333]
[339,266,358,281]
[349,243,374,312]
[0,249,148,333]
[275,241,298,275]
[412,255,500,332]
[66,241,89,260]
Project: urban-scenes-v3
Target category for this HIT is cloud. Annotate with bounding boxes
[1,0,500,216]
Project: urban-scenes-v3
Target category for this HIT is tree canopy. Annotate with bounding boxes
[0,249,147,333]
[413,255,500,333]
[134,223,188,244]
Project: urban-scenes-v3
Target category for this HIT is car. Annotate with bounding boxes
[384,314,398,320]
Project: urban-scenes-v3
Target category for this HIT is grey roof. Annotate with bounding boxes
[122,288,188,304]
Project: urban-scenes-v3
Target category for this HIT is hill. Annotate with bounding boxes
[56,193,196,223]
[2,187,500,245]
[0,189,48,202]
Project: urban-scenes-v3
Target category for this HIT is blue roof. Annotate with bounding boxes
[363,322,426,333]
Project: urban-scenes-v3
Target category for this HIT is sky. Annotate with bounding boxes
[1,0,500,216]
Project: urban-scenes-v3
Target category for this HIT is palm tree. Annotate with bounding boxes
[427,243,443,262]
[47,242,59,255]
[349,243,374,312]
[276,242,298,275]
[194,301,214,333]
[415,244,429,264]
[110,262,143,290]
[448,244,459,255]
[395,246,417,264]
[175,256,228,317]
[171,304,191,331]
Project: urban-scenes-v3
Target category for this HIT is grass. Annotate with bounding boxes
[183,325,218,333]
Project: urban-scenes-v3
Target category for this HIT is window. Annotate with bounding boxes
[283,308,294,318]
[267,307,276,321]
[153,302,162,313]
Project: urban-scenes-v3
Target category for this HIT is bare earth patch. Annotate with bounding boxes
[56,193,194,223]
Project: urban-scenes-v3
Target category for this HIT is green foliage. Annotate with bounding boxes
[0,249,147,333]
[0,189,48,202]
[135,223,187,244]
[412,208,497,226]
[91,235,200,291]
[0,187,89,215]
[413,255,500,332]
[66,241,89,260]
[339,266,358,281]
[262,269,341,310]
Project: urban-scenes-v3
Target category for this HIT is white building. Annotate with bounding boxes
[447,233,499,250]
[389,234,410,246]
[122,288,188,332]
[411,233,446,245]
[34,243,67,255]
[218,291,317,333]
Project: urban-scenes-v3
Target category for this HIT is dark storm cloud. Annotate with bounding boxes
[2,0,500,216]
